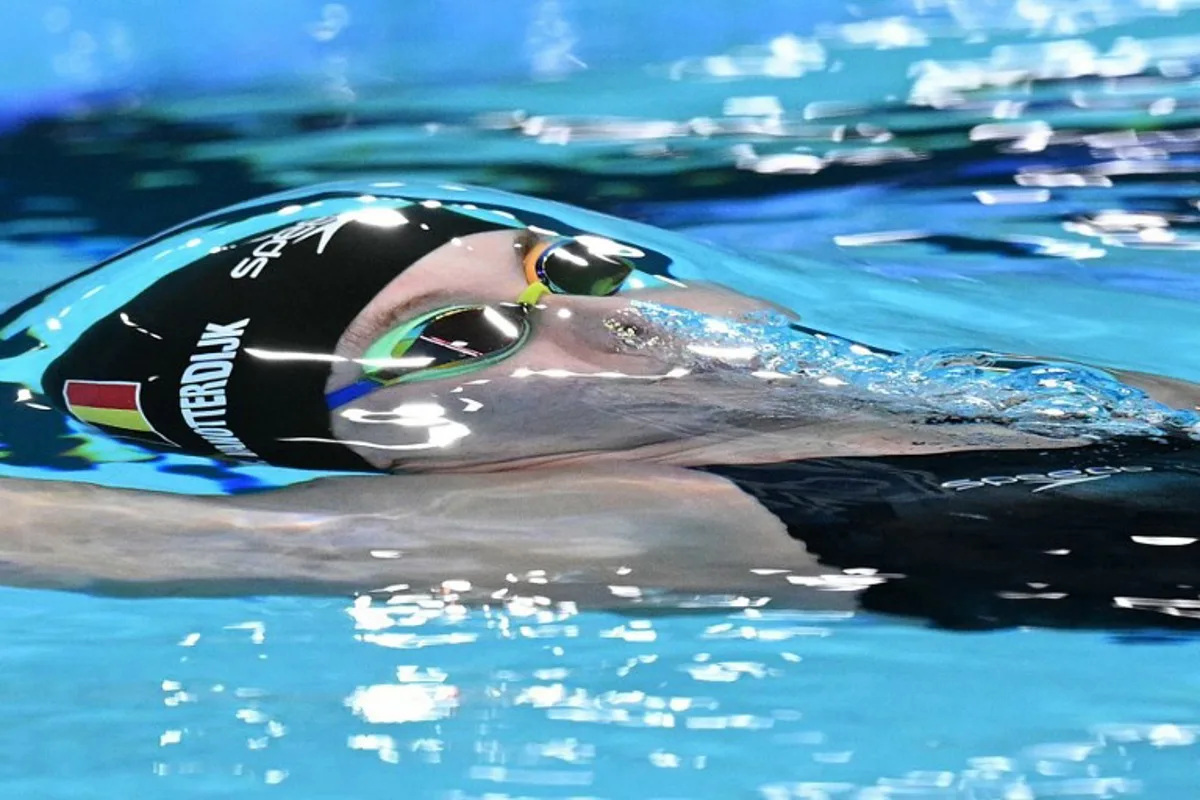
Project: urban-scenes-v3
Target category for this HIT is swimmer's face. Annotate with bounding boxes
[325,229,781,470]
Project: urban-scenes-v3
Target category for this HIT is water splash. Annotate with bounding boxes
[627,300,1200,440]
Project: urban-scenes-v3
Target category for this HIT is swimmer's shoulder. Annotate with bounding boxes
[696,436,1200,535]
[693,437,1200,629]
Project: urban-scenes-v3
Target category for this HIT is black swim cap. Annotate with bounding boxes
[41,198,508,471]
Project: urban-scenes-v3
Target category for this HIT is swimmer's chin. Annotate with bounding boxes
[364,415,1093,475]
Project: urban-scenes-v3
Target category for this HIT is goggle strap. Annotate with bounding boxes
[326,379,379,410]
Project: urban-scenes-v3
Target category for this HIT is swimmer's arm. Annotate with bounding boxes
[0,464,817,595]
[974,349,1200,414]
[1111,369,1200,414]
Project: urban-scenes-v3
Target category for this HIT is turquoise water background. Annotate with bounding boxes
[6,0,1200,796]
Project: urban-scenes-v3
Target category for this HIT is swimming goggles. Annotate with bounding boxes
[326,236,636,408]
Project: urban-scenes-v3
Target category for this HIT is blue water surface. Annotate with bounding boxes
[5,0,1200,797]
[8,588,1200,799]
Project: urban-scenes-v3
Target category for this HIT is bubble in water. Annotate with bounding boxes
[627,300,1200,440]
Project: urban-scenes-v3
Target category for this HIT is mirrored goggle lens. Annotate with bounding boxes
[364,304,529,384]
[535,239,634,296]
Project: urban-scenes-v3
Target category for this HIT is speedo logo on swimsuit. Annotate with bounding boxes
[231,214,341,280]
[941,465,1153,493]
[178,319,260,460]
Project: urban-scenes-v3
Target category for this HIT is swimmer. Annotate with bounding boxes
[0,180,1198,628]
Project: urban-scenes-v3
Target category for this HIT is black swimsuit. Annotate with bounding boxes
[701,437,1200,630]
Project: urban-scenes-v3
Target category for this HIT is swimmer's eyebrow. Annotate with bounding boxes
[513,227,540,265]
[468,225,533,286]
[342,230,530,353]
[342,288,457,355]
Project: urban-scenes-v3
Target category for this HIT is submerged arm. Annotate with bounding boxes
[1112,368,1200,414]
[0,463,809,596]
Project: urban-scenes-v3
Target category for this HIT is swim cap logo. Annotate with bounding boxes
[179,319,260,460]
[231,214,343,280]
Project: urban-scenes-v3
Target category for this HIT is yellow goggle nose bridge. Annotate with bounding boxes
[517,282,551,307]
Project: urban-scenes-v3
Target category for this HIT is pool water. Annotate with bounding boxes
[5,1,1200,796]
[8,588,1200,798]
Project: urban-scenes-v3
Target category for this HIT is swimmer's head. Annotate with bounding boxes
[27,181,781,472]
